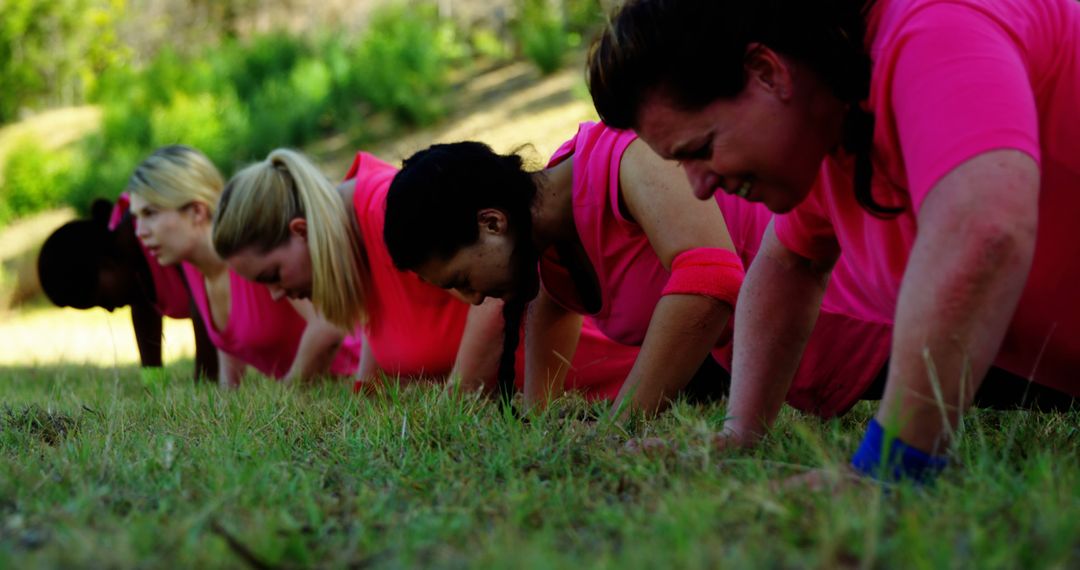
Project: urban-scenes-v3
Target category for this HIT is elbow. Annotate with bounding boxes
[967,214,1037,273]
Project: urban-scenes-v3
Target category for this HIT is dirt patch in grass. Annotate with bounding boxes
[0,404,79,445]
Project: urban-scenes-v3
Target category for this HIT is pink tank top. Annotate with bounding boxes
[542,122,892,417]
[182,263,362,379]
[110,194,191,319]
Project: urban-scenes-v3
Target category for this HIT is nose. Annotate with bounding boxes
[681,162,723,201]
[134,218,150,239]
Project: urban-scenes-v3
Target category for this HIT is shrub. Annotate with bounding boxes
[348,4,459,126]
[149,91,250,169]
[514,0,576,75]
[0,137,77,226]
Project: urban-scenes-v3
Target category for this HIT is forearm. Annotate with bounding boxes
[218,350,246,389]
[881,211,1034,452]
[522,292,583,410]
[130,301,164,368]
[613,294,732,416]
[284,324,345,383]
[450,297,506,394]
[355,333,378,384]
[523,309,582,410]
[725,237,830,442]
[190,303,218,382]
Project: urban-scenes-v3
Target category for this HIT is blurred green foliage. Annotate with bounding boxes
[0,138,78,226]
[350,4,465,126]
[0,0,129,123]
[513,0,604,75]
[0,0,608,226]
[515,0,576,75]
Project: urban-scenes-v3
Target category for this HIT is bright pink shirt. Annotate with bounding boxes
[346,152,639,397]
[110,194,190,319]
[348,152,470,378]
[182,263,362,379]
[774,0,1080,396]
[544,122,893,416]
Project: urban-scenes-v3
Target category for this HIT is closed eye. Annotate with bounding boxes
[256,271,280,284]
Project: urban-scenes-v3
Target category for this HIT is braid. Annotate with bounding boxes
[497,297,527,402]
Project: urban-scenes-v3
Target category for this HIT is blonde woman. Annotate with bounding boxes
[127,145,362,388]
[213,149,640,397]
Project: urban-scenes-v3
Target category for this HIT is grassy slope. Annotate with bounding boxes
[0,367,1076,568]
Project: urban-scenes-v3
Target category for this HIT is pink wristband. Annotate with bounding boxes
[660,247,744,307]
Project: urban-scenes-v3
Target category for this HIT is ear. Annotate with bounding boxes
[288,217,308,240]
[187,201,213,224]
[476,208,509,236]
[744,43,794,100]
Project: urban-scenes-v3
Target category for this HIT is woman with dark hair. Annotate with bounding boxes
[38,196,217,380]
[588,0,1079,481]
[384,122,895,417]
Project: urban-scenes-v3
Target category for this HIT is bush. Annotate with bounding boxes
[7,3,477,223]
[348,4,461,126]
[514,0,577,75]
[0,138,77,226]
[149,91,250,169]
[61,138,141,215]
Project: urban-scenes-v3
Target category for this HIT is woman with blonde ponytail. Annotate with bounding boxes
[127,145,363,388]
[215,148,640,394]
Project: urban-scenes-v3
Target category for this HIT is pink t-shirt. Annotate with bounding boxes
[348,152,471,378]
[774,0,1080,396]
[110,194,191,319]
[545,122,893,416]
[345,152,639,397]
[182,263,362,379]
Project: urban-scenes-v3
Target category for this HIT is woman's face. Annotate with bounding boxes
[225,218,313,301]
[412,209,537,305]
[634,48,842,213]
[129,193,206,266]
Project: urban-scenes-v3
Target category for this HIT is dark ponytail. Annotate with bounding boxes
[588,0,900,216]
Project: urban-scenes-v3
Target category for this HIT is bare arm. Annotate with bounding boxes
[283,298,347,383]
[450,297,508,394]
[522,288,584,410]
[189,304,218,382]
[130,297,164,368]
[879,150,1038,453]
[218,349,247,389]
[612,139,737,415]
[722,225,835,445]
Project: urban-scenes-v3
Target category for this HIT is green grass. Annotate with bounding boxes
[0,363,1077,568]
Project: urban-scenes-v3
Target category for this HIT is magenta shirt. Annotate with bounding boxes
[347,152,470,378]
[543,122,892,416]
[775,0,1080,396]
[110,194,191,319]
[182,263,362,379]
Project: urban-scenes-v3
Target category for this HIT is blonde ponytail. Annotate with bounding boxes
[213,149,368,329]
